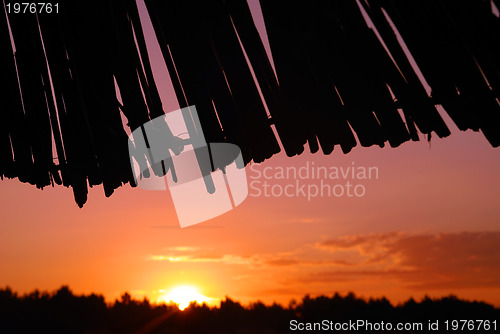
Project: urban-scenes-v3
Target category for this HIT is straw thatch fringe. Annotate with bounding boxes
[1,0,160,206]
[1,0,499,206]
[377,0,500,147]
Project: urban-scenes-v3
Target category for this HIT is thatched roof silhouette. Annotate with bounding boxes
[1,0,499,206]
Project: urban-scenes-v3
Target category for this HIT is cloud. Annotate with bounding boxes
[163,246,200,252]
[147,242,385,269]
[310,231,500,290]
[148,252,304,267]
[146,232,500,292]
[147,254,255,265]
[263,258,299,266]
[147,246,305,268]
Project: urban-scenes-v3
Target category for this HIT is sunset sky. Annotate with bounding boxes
[1,0,499,308]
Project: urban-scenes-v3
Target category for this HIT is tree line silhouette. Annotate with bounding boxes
[0,286,498,333]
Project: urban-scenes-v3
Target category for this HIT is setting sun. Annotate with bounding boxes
[158,285,211,310]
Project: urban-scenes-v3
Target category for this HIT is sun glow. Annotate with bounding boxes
[158,285,211,310]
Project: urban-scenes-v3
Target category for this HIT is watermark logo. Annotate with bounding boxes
[248,161,379,200]
[127,106,248,228]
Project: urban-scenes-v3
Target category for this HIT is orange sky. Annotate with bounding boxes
[1,120,499,306]
[1,0,500,308]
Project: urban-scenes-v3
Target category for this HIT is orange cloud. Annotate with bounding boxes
[311,232,500,290]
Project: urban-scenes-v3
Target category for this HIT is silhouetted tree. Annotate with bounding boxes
[0,286,498,333]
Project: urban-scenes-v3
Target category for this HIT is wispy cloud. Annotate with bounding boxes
[146,232,500,292]
[309,231,500,290]
[163,246,200,252]
[147,254,255,265]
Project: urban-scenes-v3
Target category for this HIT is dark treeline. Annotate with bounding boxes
[0,286,498,333]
